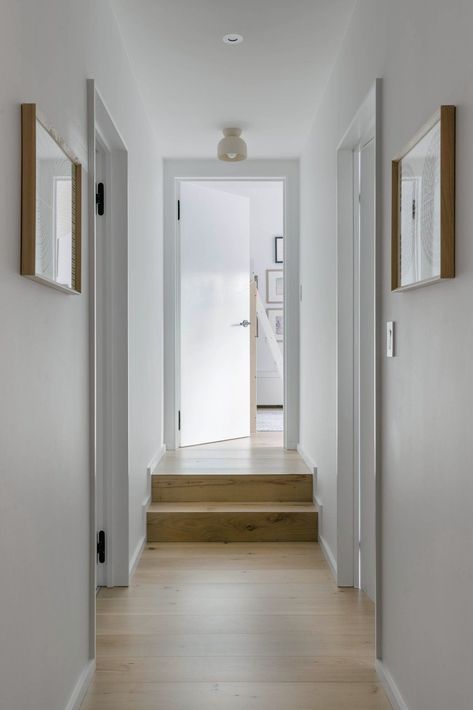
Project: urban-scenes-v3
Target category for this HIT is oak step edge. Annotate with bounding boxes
[148,501,317,513]
[151,473,313,503]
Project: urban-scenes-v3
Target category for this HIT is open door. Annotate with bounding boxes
[179,181,251,447]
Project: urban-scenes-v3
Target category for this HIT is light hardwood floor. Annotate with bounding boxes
[82,438,389,709]
[83,541,389,710]
[155,432,309,474]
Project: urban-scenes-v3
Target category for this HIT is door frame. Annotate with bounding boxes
[87,78,129,655]
[335,79,382,655]
[166,173,296,450]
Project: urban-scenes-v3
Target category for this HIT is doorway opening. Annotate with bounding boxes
[336,79,381,652]
[88,78,129,620]
[177,179,285,450]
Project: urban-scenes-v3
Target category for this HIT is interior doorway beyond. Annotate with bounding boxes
[177,179,285,449]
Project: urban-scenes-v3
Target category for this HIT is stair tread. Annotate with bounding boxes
[148,502,317,513]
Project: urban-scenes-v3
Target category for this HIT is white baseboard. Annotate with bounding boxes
[65,659,95,710]
[297,443,317,475]
[296,444,334,581]
[129,534,146,577]
[147,444,166,477]
[286,440,298,451]
[129,444,167,579]
[376,660,409,710]
[145,444,166,510]
[318,531,337,580]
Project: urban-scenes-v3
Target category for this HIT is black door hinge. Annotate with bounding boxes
[97,530,106,563]
[96,182,105,216]
[177,199,180,221]
[178,410,181,431]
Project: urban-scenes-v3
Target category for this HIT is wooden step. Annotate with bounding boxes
[147,502,318,543]
[152,473,313,503]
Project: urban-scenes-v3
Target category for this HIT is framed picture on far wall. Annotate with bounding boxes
[266,269,283,303]
[274,235,283,263]
[267,308,284,341]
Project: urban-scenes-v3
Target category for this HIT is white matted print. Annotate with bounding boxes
[392,105,455,290]
[399,120,441,286]
[267,308,284,341]
[266,269,283,303]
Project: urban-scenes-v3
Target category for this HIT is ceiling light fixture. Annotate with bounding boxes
[218,128,247,162]
[222,33,244,45]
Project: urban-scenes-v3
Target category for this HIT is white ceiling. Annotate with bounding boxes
[111,0,355,158]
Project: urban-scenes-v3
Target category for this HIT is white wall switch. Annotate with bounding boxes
[386,321,395,357]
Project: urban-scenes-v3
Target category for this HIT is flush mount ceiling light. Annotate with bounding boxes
[218,127,247,162]
[222,33,244,45]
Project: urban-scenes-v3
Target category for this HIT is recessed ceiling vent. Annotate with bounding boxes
[222,33,244,45]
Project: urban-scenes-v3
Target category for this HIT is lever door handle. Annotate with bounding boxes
[239,320,251,328]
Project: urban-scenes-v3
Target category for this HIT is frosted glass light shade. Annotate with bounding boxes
[218,128,247,161]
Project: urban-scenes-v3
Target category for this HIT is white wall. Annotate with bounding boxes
[0,2,163,709]
[163,160,299,449]
[300,1,473,708]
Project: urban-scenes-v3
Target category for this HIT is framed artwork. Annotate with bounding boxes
[392,105,455,291]
[267,308,284,341]
[253,275,259,338]
[266,269,283,303]
[274,235,283,263]
[21,103,82,294]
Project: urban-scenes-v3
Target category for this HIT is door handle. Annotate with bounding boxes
[239,320,251,328]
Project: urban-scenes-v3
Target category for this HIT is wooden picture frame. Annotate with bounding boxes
[267,307,284,341]
[266,269,283,303]
[21,103,82,294]
[391,105,455,291]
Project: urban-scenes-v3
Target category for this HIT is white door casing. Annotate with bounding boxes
[336,81,380,622]
[179,181,251,447]
[95,144,106,588]
[88,80,129,605]
[357,138,376,601]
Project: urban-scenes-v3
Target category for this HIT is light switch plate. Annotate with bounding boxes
[386,321,395,357]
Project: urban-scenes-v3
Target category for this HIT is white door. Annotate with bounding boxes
[358,139,376,601]
[179,181,251,447]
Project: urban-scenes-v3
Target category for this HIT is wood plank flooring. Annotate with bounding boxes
[83,541,390,710]
[155,432,309,474]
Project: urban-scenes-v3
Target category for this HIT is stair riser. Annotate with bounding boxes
[147,511,318,543]
[152,474,313,503]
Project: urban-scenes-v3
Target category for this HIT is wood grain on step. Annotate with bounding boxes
[152,473,313,502]
[147,505,317,543]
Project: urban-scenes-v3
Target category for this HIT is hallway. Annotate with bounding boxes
[84,541,388,709]
[82,439,388,709]
[5,3,473,708]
